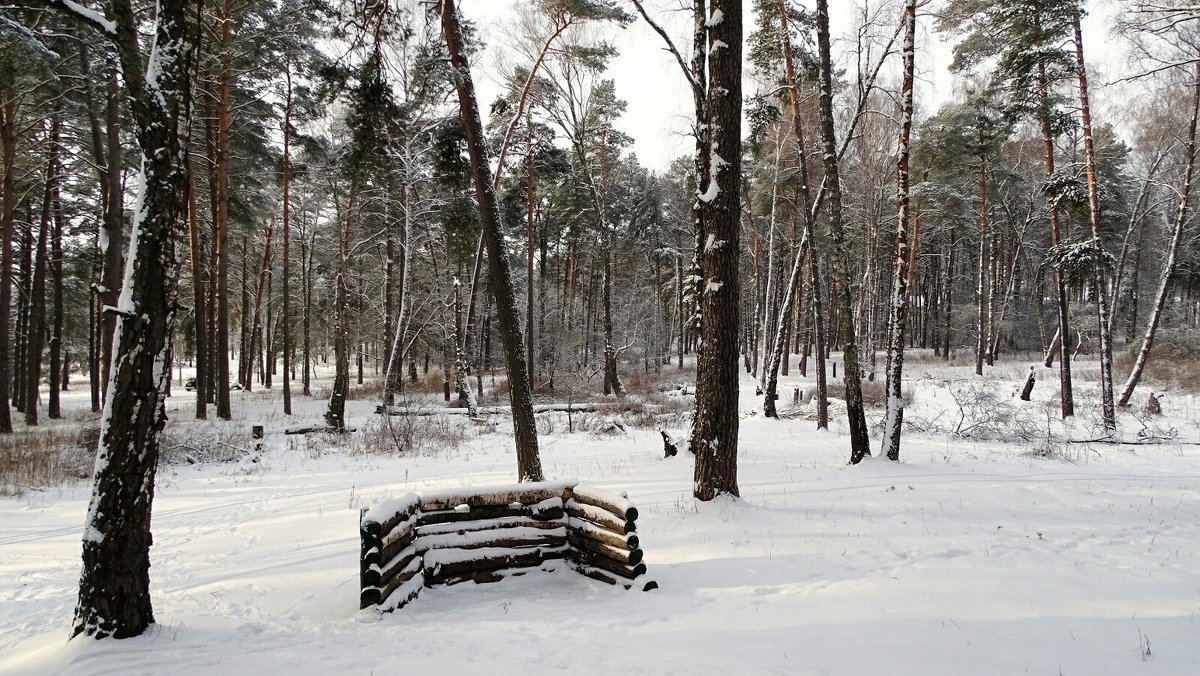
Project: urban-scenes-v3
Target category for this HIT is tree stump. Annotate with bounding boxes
[1145,392,1162,416]
[1019,366,1035,401]
[661,430,678,458]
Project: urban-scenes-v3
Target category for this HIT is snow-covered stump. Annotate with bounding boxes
[1019,367,1036,401]
[358,481,656,613]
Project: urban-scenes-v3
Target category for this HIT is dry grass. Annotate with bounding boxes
[0,426,96,496]
[825,380,915,409]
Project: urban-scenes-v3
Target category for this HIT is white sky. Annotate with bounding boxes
[458,0,1123,172]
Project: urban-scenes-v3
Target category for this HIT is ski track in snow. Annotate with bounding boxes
[2,361,1199,674]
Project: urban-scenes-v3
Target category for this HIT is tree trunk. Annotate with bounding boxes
[440,0,542,482]
[49,148,65,420]
[816,0,870,464]
[0,97,17,432]
[882,0,916,462]
[763,0,818,418]
[279,62,291,413]
[382,178,410,406]
[63,0,197,639]
[1038,58,1074,418]
[691,0,742,500]
[325,191,353,431]
[975,158,988,377]
[1072,12,1116,430]
[26,116,60,426]
[213,0,234,418]
[99,71,124,406]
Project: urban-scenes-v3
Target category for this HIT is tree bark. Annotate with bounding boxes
[26,115,60,426]
[975,158,988,377]
[1072,11,1116,430]
[213,0,234,418]
[691,0,742,500]
[49,144,65,420]
[817,0,870,463]
[440,0,543,482]
[0,97,17,432]
[282,61,292,415]
[882,0,916,462]
[53,0,197,639]
[1038,56,1074,418]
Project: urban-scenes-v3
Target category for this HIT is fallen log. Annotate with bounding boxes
[418,517,567,537]
[417,526,567,553]
[285,424,357,435]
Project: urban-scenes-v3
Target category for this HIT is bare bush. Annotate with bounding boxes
[351,413,472,456]
[906,382,1042,441]
[159,427,256,465]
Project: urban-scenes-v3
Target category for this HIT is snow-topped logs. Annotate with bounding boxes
[359,481,655,612]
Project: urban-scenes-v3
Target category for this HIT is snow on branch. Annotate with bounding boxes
[46,0,118,37]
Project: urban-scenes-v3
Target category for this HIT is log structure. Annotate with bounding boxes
[359,481,656,613]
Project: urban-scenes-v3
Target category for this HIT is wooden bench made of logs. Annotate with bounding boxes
[359,480,657,613]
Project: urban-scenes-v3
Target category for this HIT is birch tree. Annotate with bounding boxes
[881,0,917,461]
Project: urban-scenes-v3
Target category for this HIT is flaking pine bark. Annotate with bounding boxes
[440,0,543,483]
[42,0,198,639]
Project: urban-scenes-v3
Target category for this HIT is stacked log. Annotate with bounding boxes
[417,485,571,587]
[359,481,656,612]
[564,485,657,591]
[359,493,422,611]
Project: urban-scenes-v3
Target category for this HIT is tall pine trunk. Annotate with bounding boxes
[440,0,543,482]
[816,0,870,463]
[26,115,60,426]
[63,0,197,639]
[691,0,742,500]
[1072,11,1116,430]
[1038,57,1074,418]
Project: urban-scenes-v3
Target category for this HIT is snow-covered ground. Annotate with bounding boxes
[2,358,1199,674]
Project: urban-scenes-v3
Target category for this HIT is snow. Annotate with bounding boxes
[361,494,419,526]
[706,280,724,294]
[58,0,117,35]
[705,8,724,27]
[2,361,1200,673]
